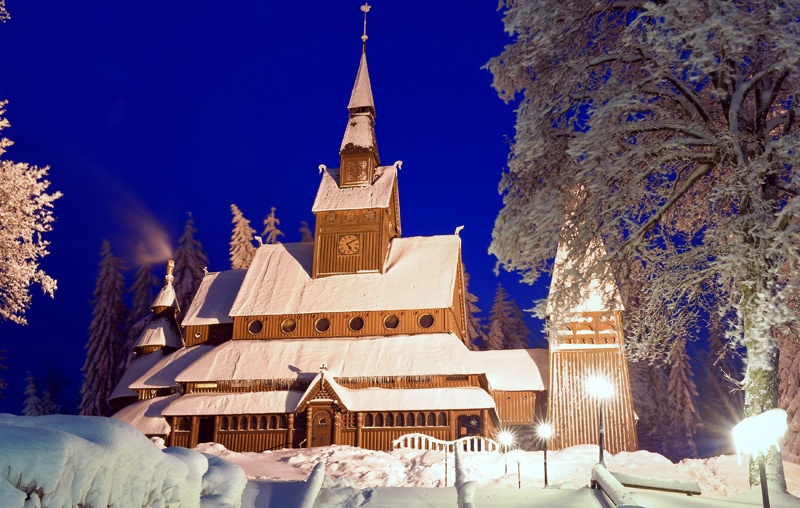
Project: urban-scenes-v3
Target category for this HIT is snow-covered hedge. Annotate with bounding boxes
[0,414,246,508]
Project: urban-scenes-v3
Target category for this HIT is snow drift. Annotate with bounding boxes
[0,414,246,508]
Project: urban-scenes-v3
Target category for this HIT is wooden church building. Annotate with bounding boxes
[111,15,638,454]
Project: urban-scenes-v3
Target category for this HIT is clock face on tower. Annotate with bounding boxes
[337,234,360,255]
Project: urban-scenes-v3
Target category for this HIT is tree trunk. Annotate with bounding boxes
[742,287,786,490]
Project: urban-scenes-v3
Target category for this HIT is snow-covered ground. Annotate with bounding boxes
[196,442,800,507]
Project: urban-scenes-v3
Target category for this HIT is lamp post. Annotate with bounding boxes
[586,375,614,467]
[732,408,788,508]
[498,431,514,476]
[537,423,553,487]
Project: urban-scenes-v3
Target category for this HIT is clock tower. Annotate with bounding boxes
[311,23,401,278]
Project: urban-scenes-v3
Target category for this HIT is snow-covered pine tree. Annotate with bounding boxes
[664,338,701,460]
[0,101,61,325]
[261,207,285,245]
[230,204,256,269]
[463,272,486,351]
[22,372,41,416]
[486,283,513,350]
[629,360,670,456]
[506,299,531,349]
[80,240,128,417]
[488,0,800,487]
[124,251,158,366]
[299,221,314,243]
[38,389,56,415]
[173,213,208,313]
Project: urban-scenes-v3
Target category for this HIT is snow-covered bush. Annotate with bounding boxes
[0,414,245,508]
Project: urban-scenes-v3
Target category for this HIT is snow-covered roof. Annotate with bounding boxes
[301,372,496,412]
[546,238,624,317]
[130,344,214,390]
[347,51,375,114]
[229,235,459,316]
[162,391,303,416]
[151,281,179,311]
[311,165,396,212]
[111,394,177,435]
[472,349,549,391]
[182,270,246,326]
[110,351,166,400]
[133,316,183,350]
[341,114,378,152]
[175,334,482,383]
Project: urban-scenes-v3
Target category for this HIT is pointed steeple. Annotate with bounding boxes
[133,260,184,355]
[339,3,380,188]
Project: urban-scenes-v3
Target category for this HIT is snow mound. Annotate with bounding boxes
[0,414,246,508]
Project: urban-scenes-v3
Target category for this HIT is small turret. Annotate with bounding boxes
[132,260,184,356]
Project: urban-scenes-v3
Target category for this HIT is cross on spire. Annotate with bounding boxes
[361,3,371,45]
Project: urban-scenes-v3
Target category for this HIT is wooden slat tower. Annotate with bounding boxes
[546,242,638,454]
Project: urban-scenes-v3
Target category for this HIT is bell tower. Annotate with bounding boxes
[311,3,401,278]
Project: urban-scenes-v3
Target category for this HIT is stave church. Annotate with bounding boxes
[111,8,638,454]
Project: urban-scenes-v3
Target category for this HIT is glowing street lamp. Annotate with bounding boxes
[586,375,614,467]
[732,408,788,508]
[498,430,514,475]
[537,423,553,487]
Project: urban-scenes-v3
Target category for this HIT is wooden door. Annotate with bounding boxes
[311,409,333,447]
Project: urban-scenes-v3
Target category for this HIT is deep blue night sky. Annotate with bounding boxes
[0,1,549,414]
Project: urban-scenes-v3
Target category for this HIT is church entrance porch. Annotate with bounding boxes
[309,406,334,447]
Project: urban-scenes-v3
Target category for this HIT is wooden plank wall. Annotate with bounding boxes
[233,308,450,339]
[547,347,638,454]
[216,430,290,452]
[359,428,450,450]
[184,323,233,347]
[492,390,537,425]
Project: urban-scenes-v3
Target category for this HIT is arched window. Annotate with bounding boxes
[231,417,238,429]
[240,417,248,430]
[437,412,447,426]
[417,413,426,427]
[407,413,415,426]
[177,417,190,431]
[278,415,287,429]
[250,416,257,430]
[220,417,229,430]
[375,413,384,427]
[427,412,436,426]
[258,416,267,430]
[396,413,404,427]
[365,413,374,427]
[268,415,277,429]
[385,413,394,427]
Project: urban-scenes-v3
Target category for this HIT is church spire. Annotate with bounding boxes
[339,3,380,188]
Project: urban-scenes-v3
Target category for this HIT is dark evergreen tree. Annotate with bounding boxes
[506,299,531,349]
[80,240,127,416]
[299,221,314,243]
[124,250,158,366]
[173,213,208,313]
[230,204,256,269]
[22,372,41,416]
[464,272,486,351]
[665,338,701,460]
[630,360,670,456]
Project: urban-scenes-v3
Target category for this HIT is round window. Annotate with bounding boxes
[281,318,297,334]
[383,315,400,330]
[349,316,365,331]
[248,320,264,334]
[418,313,435,329]
[315,317,331,333]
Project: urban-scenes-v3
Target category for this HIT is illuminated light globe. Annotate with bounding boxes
[498,431,515,447]
[732,408,787,508]
[586,375,614,399]
[732,408,788,462]
[537,423,552,439]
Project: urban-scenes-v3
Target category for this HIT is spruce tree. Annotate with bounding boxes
[486,283,516,350]
[485,319,505,351]
[230,204,256,269]
[665,338,701,460]
[464,272,486,351]
[299,221,314,243]
[39,390,56,416]
[261,207,285,244]
[22,372,41,416]
[506,299,531,349]
[173,213,208,313]
[80,240,127,416]
[630,360,670,455]
[124,252,158,365]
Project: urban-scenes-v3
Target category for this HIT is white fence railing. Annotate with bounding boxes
[391,433,500,453]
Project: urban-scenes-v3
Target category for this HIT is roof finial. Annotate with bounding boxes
[361,3,371,46]
[164,259,175,286]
